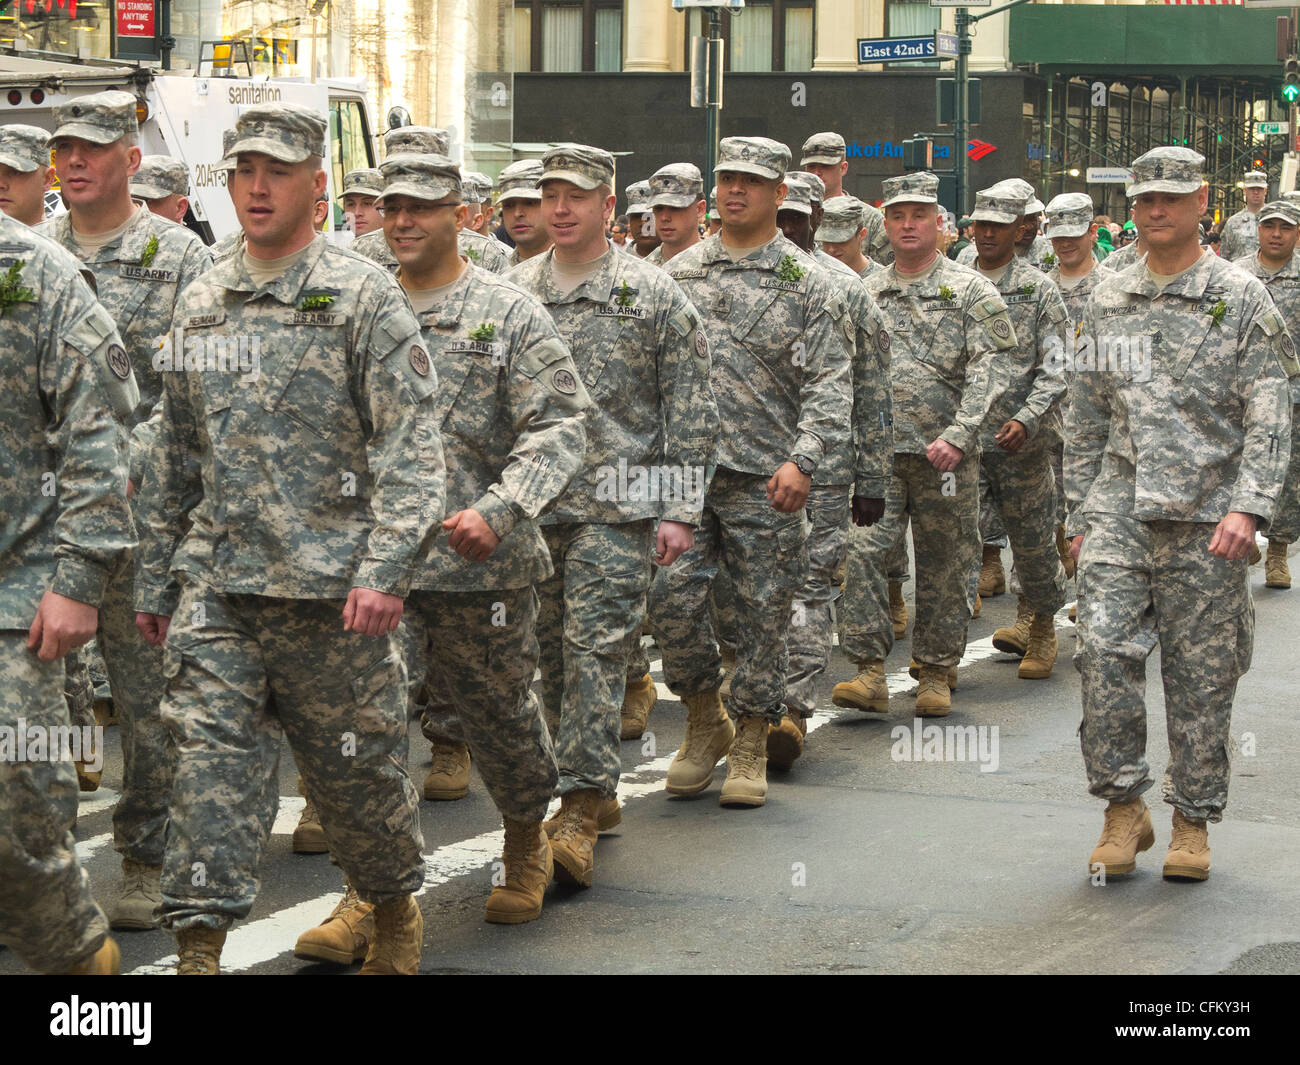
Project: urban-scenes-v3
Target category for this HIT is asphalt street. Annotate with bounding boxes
[6,543,1299,976]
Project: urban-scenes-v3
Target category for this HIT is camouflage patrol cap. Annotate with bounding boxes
[377,153,461,204]
[1043,192,1095,238]
[648,162,704,208]
[880,171,939,209]
[800,132,846,167]
[1127,146,1204,197]
[625,180,652,214]
[778,174,813,216]
[51,90,138,145]
[497,158,543,202]
[970,183,1026,225]
[787,170,826,204]
[716,136,790,181]
[384,126,450,156]
[462,171,494,204]
[1243,170,1269,189]
[708,185,719,220]
[1258,199,1300,226]
[816,195,867,243]
[229,103,327,164]
[540,143,615,191]
[1284,190,1300,205]
[341,168,384,198]
[0,123,49,172]
[1024,196,1045,214]
[130,155,190,200]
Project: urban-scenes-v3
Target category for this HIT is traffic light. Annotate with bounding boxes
[902,137,933,172]
[1283,56,1300,104]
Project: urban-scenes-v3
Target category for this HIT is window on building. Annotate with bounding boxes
[686,1,813,73]
[517,1,623,73]
[886,0,940,68]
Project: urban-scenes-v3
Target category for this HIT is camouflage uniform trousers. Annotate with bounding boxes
[648,468,809,724]
[785,485,851,716]
[405,588,557,822]
[537,519,655,798]
[64,647,96,732]
[394,613,465,750]
[0,634,108,971]
[979,441,1067,616]
[840,453,980,670]
[99,546,172,864]
[158,580,424,931]
[978,470,1011,549]
[886,519,910,584]
[1074,514,1251,822]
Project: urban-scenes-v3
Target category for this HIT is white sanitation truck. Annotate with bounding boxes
[0,47,380,243]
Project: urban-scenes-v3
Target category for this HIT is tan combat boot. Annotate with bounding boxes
[549,788,601,888]
[63,938,120,975]
[766,710,808,772]
[485,818,553,923]
[888,580,908,638]
[423,739,471,801]
[1163,810,1211,882]
[294,884,374,964]
[92,697,117,729]
[665,689,735,795]
[358,895,422,975]
[1248,541,1262,565]
[75,758,101,792]
[544,795,622,837]
[908,659,957,690]
[1265,539,1291,589]
[719,714,769,807]
[1069,602,1077,622]
[176,927,226,975]
[972,592,982,619]
[1018,613,1058,679]
[1087,797,1155,877]
[293,796,328,854]
[620,672,657,739]
[1056,524,1075,580]
[992,597,1034,657]
[914,667,952,717]
[109,859,162,930]
[978,545,1005,596]
[832,660,889,713]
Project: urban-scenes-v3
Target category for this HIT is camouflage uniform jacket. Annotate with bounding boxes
[1103,242,1141,273]
[1066,249,1293,537]
[132,234,444,615]
[1235,249,1300,404]
[509,246,718,526]
[1219,208,1261,263]
[813,248,892,495]
[861,201,892,266]
[1046,261,1114,336]
[411,263,592,591]
[977,255,1069,449]
[0,215,137,626]
[866,252,1015,458]
[665,233,850,478]
[37,206,213,483]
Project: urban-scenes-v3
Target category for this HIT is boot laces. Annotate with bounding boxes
[551,800,586,845]
[1100,803,1140,846]
[430,742,465,775]
[301,798,319,824]
[728,717,764,773]
[1171,814,1206,853]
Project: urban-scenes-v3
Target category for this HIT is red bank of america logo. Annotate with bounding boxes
[968,139,998,161]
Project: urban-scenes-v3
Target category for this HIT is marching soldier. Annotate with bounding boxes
[624,179,661,259]
[1069,147,1292,883]
[498,158,551,265]
[1218,170,1269,262]
[39,90,214,931]
[0,124,55,226]
[339,167,384,236]
[800,131,890,266]
[651,136,850,806]
[129,155,192,224]
[132,103,443,973]
[508,144,717,881]
[0,212,138,974]
[834,172,1013,718]
[645,162,706,267]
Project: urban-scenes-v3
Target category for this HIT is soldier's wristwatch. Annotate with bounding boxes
[792,454,815,477]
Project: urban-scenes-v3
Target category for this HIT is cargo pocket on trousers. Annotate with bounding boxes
[350,652,407,736]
